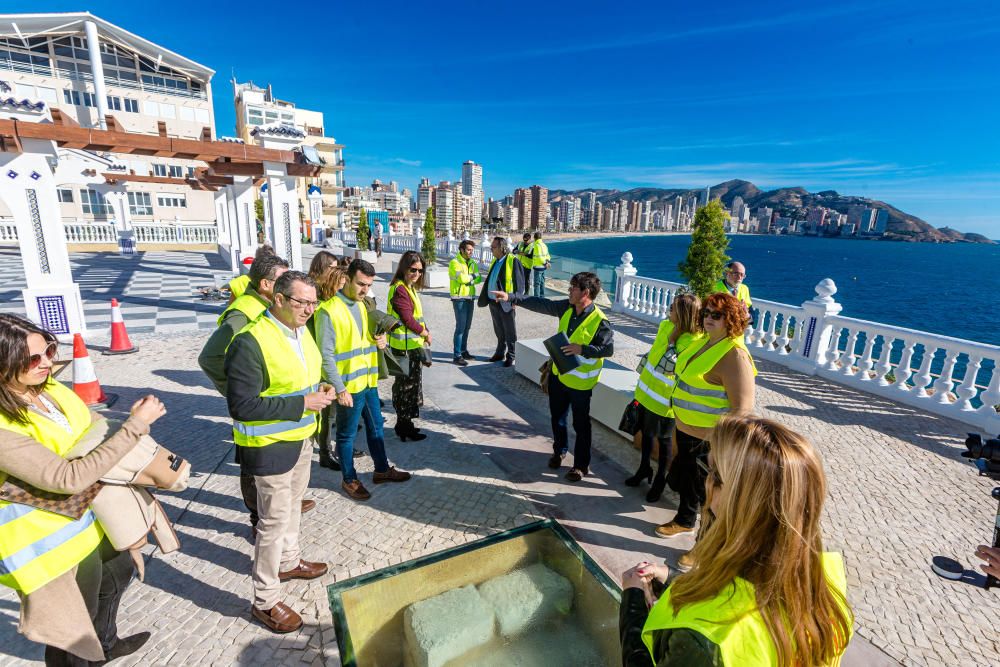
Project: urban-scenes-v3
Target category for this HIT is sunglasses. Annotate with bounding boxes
[28,342,58,369]
[702,309,723,321]
[407,268,424,274]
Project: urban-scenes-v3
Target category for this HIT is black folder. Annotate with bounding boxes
[543,332,582,375]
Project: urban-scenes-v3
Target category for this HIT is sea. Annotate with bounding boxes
[549,234,1000,347]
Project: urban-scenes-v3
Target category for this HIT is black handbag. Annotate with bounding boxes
[618,399,641,435]
[386,350,411,378]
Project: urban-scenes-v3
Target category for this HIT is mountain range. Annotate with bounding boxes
[548,179,992,244]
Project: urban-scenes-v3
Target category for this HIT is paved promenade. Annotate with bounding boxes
[0,248,997,666]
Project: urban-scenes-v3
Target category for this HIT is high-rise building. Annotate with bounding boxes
[434,181,454,233]
[756,207,774,232]
[505,204,519,230]
[559,198,581,231]
[461,161,483,226]
[514,185,548,230]
[580,191,596,213]
[731,196,744,221]
[417,178,435,215]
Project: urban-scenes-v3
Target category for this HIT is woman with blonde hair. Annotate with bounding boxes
[308,250,348,303]
[625,292,702,502]
[621,414,853,666]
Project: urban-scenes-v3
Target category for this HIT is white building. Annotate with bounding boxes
[434,181,454,234]
[559,197,581,231]
[461,160,483,227]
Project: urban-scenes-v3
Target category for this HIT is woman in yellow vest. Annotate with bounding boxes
[625,293,703,502]
[386,251,431,441]
[620,415,853,667]
[0,314,165,664]
[655,292,756,543]
[308,251,348,470]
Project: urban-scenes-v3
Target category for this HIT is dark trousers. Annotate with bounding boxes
[548,376,593,472]
[451,299,474,358]
[668,429,709,527]
[488,301,517,358]
[240,468,258,527]
[317,403,336,464]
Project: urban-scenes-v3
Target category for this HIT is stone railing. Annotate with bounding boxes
[612,252,1000,433]
[63,222,118,244]
[0,219,18,244]
[133,223,218,244]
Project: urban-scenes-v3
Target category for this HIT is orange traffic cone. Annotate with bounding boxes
[72,334,116,408]
[105,298,138,355]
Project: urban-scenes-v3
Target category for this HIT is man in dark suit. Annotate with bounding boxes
[478,236,526,367]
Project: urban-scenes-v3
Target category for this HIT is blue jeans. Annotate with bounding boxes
[451,299,475,357]
[532,268,546,297]
[335,386,389,482]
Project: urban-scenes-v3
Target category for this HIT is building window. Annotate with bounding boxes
[186,167,196,178]
[157,194,186,208]
[168,165,183,178]
[107,95,122,111]
[79,189,112,216]
[153,164,167,177]
[57,189,74,203]
[127,192,153,216]
[123,98,139,113]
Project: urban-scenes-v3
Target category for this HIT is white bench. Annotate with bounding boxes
[514,338,636,439]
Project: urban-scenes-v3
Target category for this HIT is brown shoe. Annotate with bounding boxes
[373,466,412,484]
[654,521,695,538]
[342,479,371,501]
[251,602,302,634]
[300,499,316,514]
[279,559,328,582]
[677,551,696,572]
[565,468,586,482]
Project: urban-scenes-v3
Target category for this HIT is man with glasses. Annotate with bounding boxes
[314,259,411,502]
[478,237,526,367]
[224,271,336,633]
[714,261,752,312]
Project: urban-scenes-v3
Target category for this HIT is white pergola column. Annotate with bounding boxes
[307,190,324,244]
[83,20,110,130]
[262,170,301,270]
[231,176,258,264]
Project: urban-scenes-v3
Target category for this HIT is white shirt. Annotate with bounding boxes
[266,310,307,370]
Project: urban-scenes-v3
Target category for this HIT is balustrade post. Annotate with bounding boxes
[786,278,843,375]
[613,252,638,313]
[955,355,982,412]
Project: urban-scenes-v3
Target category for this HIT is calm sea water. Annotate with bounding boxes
[550,234,1000,346]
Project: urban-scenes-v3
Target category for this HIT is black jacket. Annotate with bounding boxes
[620,587,721,667]
[477,253,526,307]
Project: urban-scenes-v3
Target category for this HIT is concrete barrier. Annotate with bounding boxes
[514,338,636,439]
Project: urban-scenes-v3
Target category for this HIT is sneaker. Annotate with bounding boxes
[503,356,515,367]
[342,479,371,501]
[373,466,412,484]
[547,452,566,469]
[654,521,695,538]
[676,551,696,572]
[454,357,469,367]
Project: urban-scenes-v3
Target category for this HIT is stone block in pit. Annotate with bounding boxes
[477,563,574,637]
[403,584,495,667]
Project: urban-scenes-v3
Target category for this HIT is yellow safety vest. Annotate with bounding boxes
[387,282,426,351]
[642,553,851,666]
[229,274,250,299]
[671,336,756,429]
[713,279,752,307]
[552,306,607,391]
[531,240,550,269]
[317,296,379,394]
[217,289,268,326]
[232,315,321,447]
[0,381,104,594]
[448,256,480,298]
[634,321,703,419]
[515,241,533,269]
[485,254,517,295]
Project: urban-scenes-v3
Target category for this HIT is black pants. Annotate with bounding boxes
[549,377,592,472]
[317,403,336,463]
[240,469,258,527]
[488,302,517,358]
[639,409,674,479]
[667,428,709,528]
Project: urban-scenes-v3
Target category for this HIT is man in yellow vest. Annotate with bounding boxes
[449,239,482,366]
[713,261,752,312]
[493,272,614,481]
[478,237,526,367]
[314,259,412,502]
[228,244,275,305]
[224,271,336,633]
[513,232,533,295]
[530,231,551,297]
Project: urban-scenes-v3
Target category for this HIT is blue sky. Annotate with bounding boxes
[23,1,1000,234]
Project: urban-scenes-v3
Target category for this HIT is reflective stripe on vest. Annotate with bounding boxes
[552,305,606,390]
[218,291,268,326]
[670,337,744,429]
[318,296,379,393]
[232,316,322,447]
[229,274,250,299]
[387,282,426,351]
[0,380,104,594]
[634,320,702,418]
[641,553,851,666]
[448,257,479,298]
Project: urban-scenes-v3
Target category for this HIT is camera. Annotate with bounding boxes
[963,433,1000,479]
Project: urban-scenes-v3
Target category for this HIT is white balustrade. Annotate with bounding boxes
[0,219,19,244]
[132,223,218,245]
[62,222,117,244]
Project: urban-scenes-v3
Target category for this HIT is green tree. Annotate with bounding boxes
[422,207,437,264]
[678,200,730,298]
[254,197,265,222]
[356,208,370,251]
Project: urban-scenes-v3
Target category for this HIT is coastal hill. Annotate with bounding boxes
[549,179,991,244]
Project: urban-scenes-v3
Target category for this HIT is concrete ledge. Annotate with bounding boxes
[515,338,636,439]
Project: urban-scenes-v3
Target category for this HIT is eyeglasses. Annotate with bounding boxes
[407,268,424,274]
[728,270,745,277]
[697,458,722,487]
[27,342,58,369]
[703,309,724,321]
[286,295,319,309]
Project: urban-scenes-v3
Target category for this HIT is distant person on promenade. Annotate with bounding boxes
[713,261,752,313]
[514,232,534,295]
[228,244,275,304]
[478,237,526,367]
[625,292,703,503]
[224,271,335,633]
[620,415,853,666]
[0,314,163,664]
[372,221,383,258]
[493,272,614,481]
[199,254,317,535]
[315,259,412,502]
[448,239,482,366]
[387,251,432,441]
[655,293,756,564]
[308,251,348,471]
[530,231,552,297]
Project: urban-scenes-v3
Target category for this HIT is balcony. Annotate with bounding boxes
[0,60,208,100]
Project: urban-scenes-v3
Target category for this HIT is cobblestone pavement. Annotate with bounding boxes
[0,248,996,666]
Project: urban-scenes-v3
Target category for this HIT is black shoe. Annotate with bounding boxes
[454,357,469,366]
[355,449,368,458]
[461,351,474,360]
[646,474,667,503]
[97,632,152,664]
[488,353,504,362]
[395,425,428,442]
[319,456,342,471]
[503,356,514,367]
[548,452,566,469]
[625,464,653,487]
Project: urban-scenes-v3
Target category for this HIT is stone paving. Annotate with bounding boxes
[0,247,997,666]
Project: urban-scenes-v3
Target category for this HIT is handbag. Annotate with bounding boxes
[618,399,641,435]
[386,350,411,378]
[0,476,103,520]
[539,360,552,394]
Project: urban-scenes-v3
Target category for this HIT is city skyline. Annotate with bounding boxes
[22,0,1000,235]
